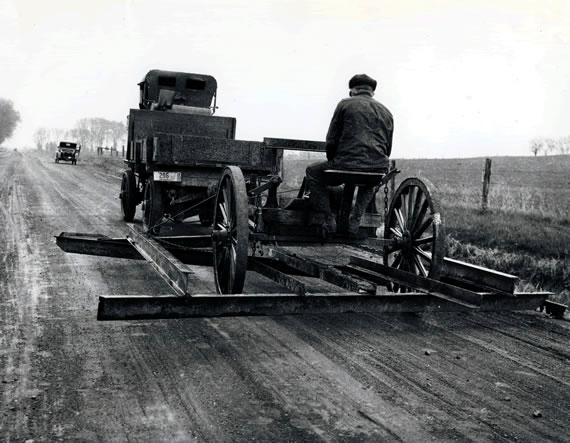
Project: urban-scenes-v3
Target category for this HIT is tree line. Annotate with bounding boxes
[0,98,21,146]
[529,136,570,156]
[33,118,126,153]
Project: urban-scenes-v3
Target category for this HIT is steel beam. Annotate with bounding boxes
[126,224,211,296]
[342,264,480,310]
[55,232,144,260]
[349,256,486,306]
[442,257,518,294]
[480,292,551,312]
[249,259,307,296]
[97,292,473,320]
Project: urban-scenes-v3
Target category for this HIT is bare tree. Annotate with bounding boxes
[50,128,69,144]
[72,118,95,152]
[545,138,557,156]
[529,138,542,156]
[108,120,126,149]
[32,127,50,150]
[557,136,570,155]
[90,118,112,149]
[0,98,21,145]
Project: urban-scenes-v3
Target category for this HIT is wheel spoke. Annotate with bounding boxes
[219,202,229,226]
[394,208,407,232]
[385,243,404,255]
[390,226,403,238]
[222,184,232,225]
[406,187,417,230]
[413,246,432,262]
[392,253,403,269]
[413,216,432,238]
[410,191,424,230]
[413,235,434,246]
[411,197,429,234]
[412,252,428,277]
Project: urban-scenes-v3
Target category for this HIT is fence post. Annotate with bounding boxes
[481,158,492,211]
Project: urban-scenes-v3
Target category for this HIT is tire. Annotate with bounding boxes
[120,170,137,222]
[142,177,163,234]
[212,166,249,294]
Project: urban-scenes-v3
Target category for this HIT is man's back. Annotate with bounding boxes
[326,92,393,171]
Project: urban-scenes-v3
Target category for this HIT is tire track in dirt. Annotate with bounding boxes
[267,312,568,442]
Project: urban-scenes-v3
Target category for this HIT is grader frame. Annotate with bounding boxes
[55,69,565,320]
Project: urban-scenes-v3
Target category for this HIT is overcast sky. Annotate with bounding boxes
[2,0,569,158]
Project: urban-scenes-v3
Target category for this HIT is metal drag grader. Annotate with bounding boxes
[56,70,565,320]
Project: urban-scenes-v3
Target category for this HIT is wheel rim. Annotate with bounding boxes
[142,178,162,234]
[212,166,249,294]
[383,177,446,292]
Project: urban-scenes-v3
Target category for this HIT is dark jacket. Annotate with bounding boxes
[325,91,393,171]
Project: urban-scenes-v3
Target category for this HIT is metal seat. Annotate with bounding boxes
[323,169,385,187]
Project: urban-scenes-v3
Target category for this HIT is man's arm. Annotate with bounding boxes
[386,119,394,158]
[325,102,343,161]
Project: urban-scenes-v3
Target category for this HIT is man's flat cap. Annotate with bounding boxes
[349,74,377,91]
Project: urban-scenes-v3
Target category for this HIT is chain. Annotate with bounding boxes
[384,185,389,215]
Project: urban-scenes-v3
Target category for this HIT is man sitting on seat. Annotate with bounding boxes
[306,73,394,234]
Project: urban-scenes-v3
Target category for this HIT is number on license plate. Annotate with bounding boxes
[153,171,182,182]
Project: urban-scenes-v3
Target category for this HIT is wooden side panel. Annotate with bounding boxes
[264,137,326,152]
[130,109,236,141]
[153,134,273,171]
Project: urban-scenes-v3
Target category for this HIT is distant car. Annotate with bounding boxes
[55,141,81,165]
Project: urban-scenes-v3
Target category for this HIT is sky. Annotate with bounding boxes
[1,0,569,158]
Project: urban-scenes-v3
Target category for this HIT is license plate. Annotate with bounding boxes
[153,171,182,182]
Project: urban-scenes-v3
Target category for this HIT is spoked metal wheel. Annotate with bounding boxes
[212,166,249,294]
[142,177,163,235]
[383,177,446,291]
[120,169,137,222]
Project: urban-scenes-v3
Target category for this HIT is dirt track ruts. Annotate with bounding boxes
[1,148,569,442]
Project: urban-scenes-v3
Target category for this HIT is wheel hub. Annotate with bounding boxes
[212,229,231,242]
[400,230,413,252]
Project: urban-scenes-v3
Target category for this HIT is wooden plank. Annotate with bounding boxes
[263,137,326,152]
[131,109,236,141]
[155,133,271,170]
[97,292,475,320]
[262,208,382,228]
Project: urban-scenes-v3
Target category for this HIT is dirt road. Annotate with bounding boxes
[1,148,569,442]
